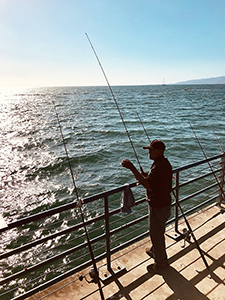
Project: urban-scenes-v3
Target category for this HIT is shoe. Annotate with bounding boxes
[147,263,169,273]
[145,248,155,258]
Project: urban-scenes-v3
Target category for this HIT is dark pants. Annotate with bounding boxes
[149,205,171,267]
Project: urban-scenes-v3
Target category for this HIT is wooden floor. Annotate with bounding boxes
[29,204,225,300]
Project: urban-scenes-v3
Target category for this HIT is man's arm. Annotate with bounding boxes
[121,159,150,189]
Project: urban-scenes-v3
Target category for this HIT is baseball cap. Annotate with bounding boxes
[143,139,165,151]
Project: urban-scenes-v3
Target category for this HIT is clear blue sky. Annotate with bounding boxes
[0,0,225,87]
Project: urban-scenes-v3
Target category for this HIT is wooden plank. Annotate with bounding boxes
[0,214,7,229]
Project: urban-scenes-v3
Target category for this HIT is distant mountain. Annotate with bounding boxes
[176,76,225,85]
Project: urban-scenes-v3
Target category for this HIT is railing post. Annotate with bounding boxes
[175,171,180,233]
[217,153,225,206]
[104,195,112,272]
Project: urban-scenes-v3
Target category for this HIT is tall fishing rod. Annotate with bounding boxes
[212,131,225,206]
[85,33,143,173]
[213,131,223,153]
[52,99,105,300]
[189,122,225,210]
[174,196,209,268]
[136,111,151,143]
[52,99,79,199]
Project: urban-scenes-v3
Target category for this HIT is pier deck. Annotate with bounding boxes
[29,204,225,300]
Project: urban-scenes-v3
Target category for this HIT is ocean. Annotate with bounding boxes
[0,84,225,299]
[0,84,225,223]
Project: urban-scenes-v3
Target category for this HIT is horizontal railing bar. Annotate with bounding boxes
[177,168,221,189]
[0,226,83,260]
[0,236,97,286]
[0,213,106,259]
[109,207,147,229]
[85,182,138,203]
[0,202,78,233]
[109,215,149,236]
[178,182,219,205]
[0,197,147,260]
[172,154,222,173]
[110,231,150,255]
[0,182,138,233]
[10,257,96,300]
[109,214,177,257]
[11,239,123,300]
[178,195,218,218]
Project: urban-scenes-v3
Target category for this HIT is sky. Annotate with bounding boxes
[0,0,225,87]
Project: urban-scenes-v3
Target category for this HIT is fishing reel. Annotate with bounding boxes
[89,267,99,283]
[181,228,191,248]
[74,198,83,208]
[79,267,100,284]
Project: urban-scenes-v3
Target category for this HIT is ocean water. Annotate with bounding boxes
[0,84,224,223]
[0,84,225,298]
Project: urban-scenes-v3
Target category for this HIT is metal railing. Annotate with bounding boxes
[0,153,224,300]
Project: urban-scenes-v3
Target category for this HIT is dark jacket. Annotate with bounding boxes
[146,156,172,209]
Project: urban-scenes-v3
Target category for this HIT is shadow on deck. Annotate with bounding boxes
[29,204,225,300]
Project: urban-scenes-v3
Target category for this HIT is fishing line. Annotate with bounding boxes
[189,122,225,210]
[85,33,143,173]
[51,99,105,299]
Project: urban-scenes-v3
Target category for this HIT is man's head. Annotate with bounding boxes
[143,139,165,160]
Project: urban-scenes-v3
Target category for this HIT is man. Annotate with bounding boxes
[121,139,172,271]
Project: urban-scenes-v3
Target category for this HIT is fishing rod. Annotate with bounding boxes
[136,111,151,143]
[189,122,225,210]
[52,99,79,199]
[85,33,143,173]
[175,197,209,268]
[213,131,223,153]
[52,99,105,300]
[212,131,225,209]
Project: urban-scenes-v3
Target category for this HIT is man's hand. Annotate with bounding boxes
[121,159,134,170]
[141,170,148,177]
[121,159,150,189]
